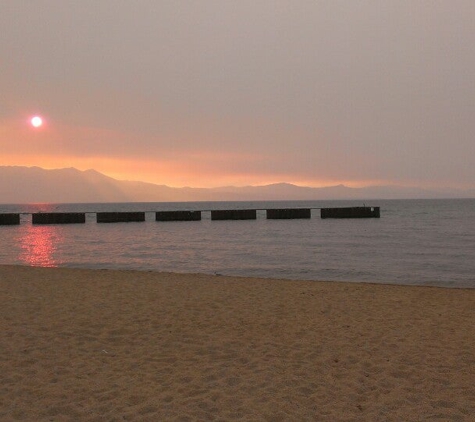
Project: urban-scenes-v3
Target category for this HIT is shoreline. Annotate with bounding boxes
[1,265,474,420]
[2,263,473,290]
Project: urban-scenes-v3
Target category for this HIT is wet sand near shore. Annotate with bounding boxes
[1,265,474,421]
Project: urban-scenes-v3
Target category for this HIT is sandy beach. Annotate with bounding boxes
[1,265,474,421]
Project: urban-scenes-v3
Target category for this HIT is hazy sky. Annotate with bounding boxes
[1,1,474,188]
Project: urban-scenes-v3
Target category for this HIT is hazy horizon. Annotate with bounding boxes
[1,1,474,190]
[1,165,473,205]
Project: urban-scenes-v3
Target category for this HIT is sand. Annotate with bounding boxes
[1,265,474,421]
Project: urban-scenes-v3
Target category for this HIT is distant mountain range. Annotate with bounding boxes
[0,166,473,204]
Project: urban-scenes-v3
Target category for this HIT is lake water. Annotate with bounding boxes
[1,199,474,288]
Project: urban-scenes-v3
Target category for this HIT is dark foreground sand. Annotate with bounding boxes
[1,265,474,421]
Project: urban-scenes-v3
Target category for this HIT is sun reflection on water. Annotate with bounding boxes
[19,224,62,267]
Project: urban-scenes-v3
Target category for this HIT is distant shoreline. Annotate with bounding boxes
[2,166,474,203]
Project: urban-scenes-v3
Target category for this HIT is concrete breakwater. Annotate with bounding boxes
[321,207,381,219]
[1,207,380,225]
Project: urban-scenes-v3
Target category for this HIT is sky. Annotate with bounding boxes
[1,1,474,189]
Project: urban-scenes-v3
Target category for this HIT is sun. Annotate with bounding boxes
[30,116,43,128]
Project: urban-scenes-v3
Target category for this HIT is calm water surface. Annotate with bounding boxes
[1,199,474,288]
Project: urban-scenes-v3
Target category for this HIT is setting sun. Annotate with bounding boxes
[30,116,43,128]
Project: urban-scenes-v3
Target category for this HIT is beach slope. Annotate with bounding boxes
[1,265,474,421]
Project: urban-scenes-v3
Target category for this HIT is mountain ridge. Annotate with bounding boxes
[0,166,473,204]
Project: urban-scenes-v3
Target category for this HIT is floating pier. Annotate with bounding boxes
[156,211,202,222]
[266,208,311,219]
[320,207,380,219]
[211,209,257,221]
[32,213,86,225]
[96,212,145,223]
[0,213,20,225]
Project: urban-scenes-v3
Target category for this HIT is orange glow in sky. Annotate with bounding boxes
[1,2,475,193]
